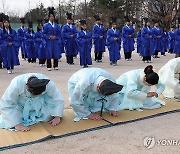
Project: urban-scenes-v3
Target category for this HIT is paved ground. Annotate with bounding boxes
[0,50,180,154]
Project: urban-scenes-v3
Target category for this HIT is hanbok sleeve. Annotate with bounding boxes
[106,94,119,111]
[155,81,165,96]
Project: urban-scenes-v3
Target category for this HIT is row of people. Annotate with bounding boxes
[0,58,179,131]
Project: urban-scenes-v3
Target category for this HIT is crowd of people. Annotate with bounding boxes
[0,7,180,74]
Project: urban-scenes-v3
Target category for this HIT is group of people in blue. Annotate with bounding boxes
[0,7,180,74]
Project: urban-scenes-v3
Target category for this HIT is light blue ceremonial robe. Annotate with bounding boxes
[62,24,78,56]
[174,28,180,54]
[152,27,163,52]
[68,68,119,120]
[116,69,165,111]
[122,25,135,52]
[43,22,64,59]
[1,29,20,68]
[141,26,154,57]
[168,30,175,50]
[0,73,64,129]
[137,31,142,54]
[107,28,121,62]
[92,24,106,52]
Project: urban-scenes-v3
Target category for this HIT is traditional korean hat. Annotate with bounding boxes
[28,21,33,28]
[79,19,86,25]
[66,12,72,20]
[3,15,9,22]
[48,7,55,17]
[20,18,25,24]
[94,15,101,21]
[124,16,130,22]
[0,13,5,22]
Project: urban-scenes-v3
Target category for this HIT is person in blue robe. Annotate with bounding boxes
[25,21,36,63]
[0,73,64,131]
[43,7,63,71]
[122,17,135,61]
[92,15,106,62]
[17,18,28,60]
[1,15,20,74]
[35,19,46,66]
[76,19,92,68]
[116,65,165,111]
[68,67,123,121]
[161,27,168,56]
[141,18,154,63]
[136,26,142,57]
[107,17,121,66]
[0,13,4,69]
[174,21,180,58]
[62,13,78,65]
[168,26,176,53]
[152,20,163,58]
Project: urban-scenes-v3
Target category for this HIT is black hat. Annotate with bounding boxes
[110,17,117,24]
[79,19,86,25]
[124,16,130,22]
[152,19,159,24]
[3,15,9,22]
[94,15,100,21]
[26,77,50,95]
[48,7,55,16]
[20,18,25,24]
[99,79,123,96]
[28,21,33,28]
[37,19,43,25]
[143,17,149,23]
[0,13,4,22]
[178,18,180,24]
[66,12,72,20]
[44,18,49,23]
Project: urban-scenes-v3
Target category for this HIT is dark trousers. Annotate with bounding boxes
[22,54,27,59]
[7,66,14,70]
[154,50,159,56]
[124,52,132,59]
[47,59,58,68]
[28,58,36,63]
[95,52,103,61]
[143,56,151,61]
[39,59,46,64]
[66,56,74,64]
[169,49,173,53]
[0,61,2,68]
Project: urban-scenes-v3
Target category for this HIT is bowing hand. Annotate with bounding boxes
[48,116,61,126]
[15,123,31,132]
[109,110,118,117]
[88,113,102,120]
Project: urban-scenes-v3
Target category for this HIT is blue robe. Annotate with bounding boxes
[62,24,78,56]
[43,22,63,59]
[92,24,106,52]
[161,31,168,52]
[34,31,46,59]
[25,31,36,59]
[76,30,92,66]
[137,31,142,54]
[17,27,28,55]
[1,29,20,68]
[0,29,3,62]
[174,28,180,54]
[141,26,154,57]
[116,69,165,111]
[68,68,119,120]
[152,27,163,52]
[0,73,64,129]
[122,25,135,52]
[168,30,175,50]
[107,28,121,62]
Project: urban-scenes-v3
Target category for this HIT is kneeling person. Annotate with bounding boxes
[0,73,64,131]
[68,68,123,121]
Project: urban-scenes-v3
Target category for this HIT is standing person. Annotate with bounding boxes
[122,16,135,61]
[1,15,20,74]
[168,26,176,54]
[141,18,154,63]
[35,19,46,66]
[152,20,163,58]
[17,18,28,61]
[107,17,121,66]
[0,13,4,69]
[137,26,142,57]
[25,21,36,63]
[62,13,78,65]
[76,19,92,68]
[0,73,64,131]
[92,15,106,62]
[68,67,123,121]
[43,7,63,71]
[161,27,168,56]
[174,20,180,58]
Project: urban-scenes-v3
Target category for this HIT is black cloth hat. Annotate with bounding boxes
[152,19,159,24]
[143,17,149,23]
[94,15,100,21]
[48,7,55,16]
[145,73,159,85]
[27,77,50,95]
[66,13,72,20]
[124,16,130,22]
[20,18,25,24]
[99,79,123,96]
[0,13,4,22]
[110,17,117,24]
[79,19,86,25]
[3,15,9,22]
[44,18,49,23]
[37,19,43,25]
[28,21,33,28]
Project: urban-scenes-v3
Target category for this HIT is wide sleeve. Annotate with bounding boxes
[45,81,65,117]
[105,94,119,111]
[107,30,115,44]
[0,79,23,128]
[155,81,165,96]
[92,26,99,39]
[142,28,150,40]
